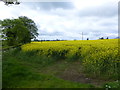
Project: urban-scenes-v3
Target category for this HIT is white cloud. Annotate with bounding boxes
[0,0,118,40]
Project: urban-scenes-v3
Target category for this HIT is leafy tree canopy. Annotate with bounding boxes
[0,16,39,46]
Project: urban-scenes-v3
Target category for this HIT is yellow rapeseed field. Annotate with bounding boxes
[21,39,119,78]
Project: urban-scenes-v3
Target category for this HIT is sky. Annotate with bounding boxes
[0,0,119,40]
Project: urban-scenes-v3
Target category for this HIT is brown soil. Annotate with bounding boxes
[37,61,113,87]
[56,62,107,87]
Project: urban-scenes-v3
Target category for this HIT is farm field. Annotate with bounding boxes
[3,39,120,88]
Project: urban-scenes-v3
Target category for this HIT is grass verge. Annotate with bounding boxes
[3,49,95,88]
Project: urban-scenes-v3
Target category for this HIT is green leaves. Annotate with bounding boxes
[18,16,39,39]
[1,16,38,46]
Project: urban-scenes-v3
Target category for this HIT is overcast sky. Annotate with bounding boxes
[0,0,119,40]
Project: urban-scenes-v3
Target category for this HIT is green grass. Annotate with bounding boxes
[103,81,120,88]
[2,45,120,88]
[3,49,95,88]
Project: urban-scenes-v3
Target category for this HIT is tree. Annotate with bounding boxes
[18,16,39,39]
[1,0,20,5]
[99,37,104,40]
[1,16,38,46]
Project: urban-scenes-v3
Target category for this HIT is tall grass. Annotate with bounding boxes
[3,48,94,88]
